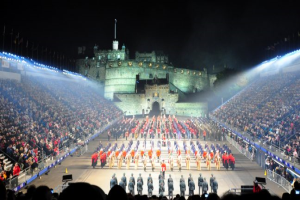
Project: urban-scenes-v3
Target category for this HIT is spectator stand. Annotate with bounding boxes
[7,115,123,192]
[211,117,300,192]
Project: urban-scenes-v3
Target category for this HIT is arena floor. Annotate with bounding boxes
[21,133,287,197]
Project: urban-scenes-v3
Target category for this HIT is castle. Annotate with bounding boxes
[76,22,216,117]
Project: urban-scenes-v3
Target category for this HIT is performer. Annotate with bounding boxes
[180,176,186,197]
[118,154,122,169]
[222,151,226,167]
[177,148,181,157]
[169,156,174,171]
[168,175,174,199]
[151,156,156,171]
[108,154,113,169]
[91,152,98,168]
[161,160,167,179]
[129,173,135,195]
[210,150,214,163]
[206,154,211,171]
[148,180,153,197]
[143,155,147,171]
[177,155,182,172]
[186,154,190,170]
[134,153,139,169]
[196,153,201,171]
[99,148,104,158]
[115,149,120,158]
[216,156,221,171]
[141,149,145,158]
[202,178,208,195]
[162,134,166,147]
[130,149,135,163]
[228,153,235,170]
[148,149,153,160]
[100,152,107,168]
[128,179,134,196]
[126,154,131,169]
[156,149,161,162]
[188,178,195,196]
[224,153,229,170]
[202,149,207,160]
[121,173,127,192]
[198,174,204,195]
[122,150,127,163]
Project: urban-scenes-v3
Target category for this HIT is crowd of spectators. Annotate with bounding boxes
[0,77,122,183]
[1,180,300,200]
[212,72,300,160]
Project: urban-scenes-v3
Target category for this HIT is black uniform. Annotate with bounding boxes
[209,176,214,192]
[110,178,116,189]
[119,180,126,191]
[168,180,174,199]
[121,175,127,192]
[159,183,165,197]
[189,180,195,196]
[202,180,208,194]
[180,181,186,197]
[137,181,143,195]
[148,181,153,197]
[212,179,218,194]
[128,181,134,195]
[198,175,204,195]
[130,176,135,193]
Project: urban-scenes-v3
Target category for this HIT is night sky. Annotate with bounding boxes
[1,0,300,71]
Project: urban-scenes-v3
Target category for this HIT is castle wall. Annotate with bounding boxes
[169,68,208,93]
[173,102,208,117]
[77,58,212,101]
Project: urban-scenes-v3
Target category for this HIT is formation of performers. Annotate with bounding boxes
[110,173,219,197]
[91,139,236,171]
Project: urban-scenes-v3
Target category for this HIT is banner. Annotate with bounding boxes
[2,60,9,68]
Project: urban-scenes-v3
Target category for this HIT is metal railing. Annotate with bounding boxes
[211,116,300,168]
[226,135,254,161]
[266,169,293,192]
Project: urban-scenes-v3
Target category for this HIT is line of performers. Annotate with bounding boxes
[91,146,235,171]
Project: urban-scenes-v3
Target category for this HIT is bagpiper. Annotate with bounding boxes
[186,154,190,170]
[126,154,131,169]
[206,154,211,171]
[143,155,147,171]
[177,155,182,172]
[169,156,174,171]
[134,153,139,169]
[216,156,221,171]
[196,153,201,171]
[151,155,156,171]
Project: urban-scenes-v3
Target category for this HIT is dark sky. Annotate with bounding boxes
[1,0,300,71]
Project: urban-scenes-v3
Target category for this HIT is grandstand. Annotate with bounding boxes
[0,52,122,189]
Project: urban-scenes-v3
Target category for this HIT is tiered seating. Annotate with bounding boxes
[212,72,300,157]
[0,77,122,182]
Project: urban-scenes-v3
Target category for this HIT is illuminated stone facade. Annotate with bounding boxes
[76,42,213,116]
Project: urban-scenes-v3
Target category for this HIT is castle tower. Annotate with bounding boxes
[112,19,119,50]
